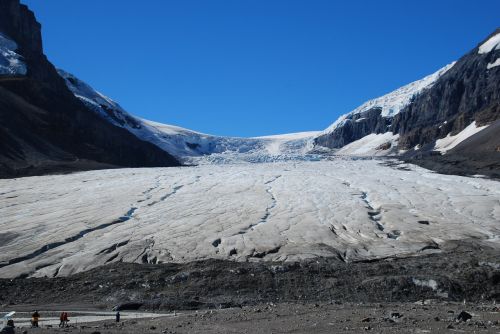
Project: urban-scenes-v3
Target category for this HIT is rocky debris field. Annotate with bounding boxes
[4,301,500,334]
[0,241,499,313]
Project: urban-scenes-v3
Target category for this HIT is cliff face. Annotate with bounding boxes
[391,29,500,150]
[315,29,500,154]
[0,0,63,89]
[314,63,454,149]
[0,0,180,178]
[0,0,42,55]
[315,108,391,148]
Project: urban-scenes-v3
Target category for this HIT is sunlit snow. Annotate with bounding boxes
[434,121,489,153]
[57,70,320,163]
[487,58,500,69]
[478,32,500,54]
[336,132,399,156]
[1,159,498,278]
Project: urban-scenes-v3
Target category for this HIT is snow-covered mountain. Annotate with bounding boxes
[314,29,500,176]
[0,0,179,178]
[314,63,455,154]
[1,0,498,179]
[319,63,455,139]
[58,69,320,164]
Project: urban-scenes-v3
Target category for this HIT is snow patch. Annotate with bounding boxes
[336,132,399,156]
[487,58,500,69]
[478,33,500,54]
[434,121,489,153]
[0,33,27,76]
[412,278,438,290]
[412,278,448,298]
[58,69,134,126]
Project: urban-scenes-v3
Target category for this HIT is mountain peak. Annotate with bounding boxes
[0,0,42,57]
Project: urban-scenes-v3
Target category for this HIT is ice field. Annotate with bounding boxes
[0,159,499,278]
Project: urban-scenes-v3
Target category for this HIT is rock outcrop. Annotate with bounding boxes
[391,29,500,149]
[314,62,454,149]
[0,0,180,178]
[316,29,500,151]
[315,29,500,176]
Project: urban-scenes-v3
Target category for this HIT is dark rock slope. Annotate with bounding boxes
[315,29,500,176]
[392,29,500,150]
[405,119,500,179]
[0,240,498,309]
[0,0,180,178]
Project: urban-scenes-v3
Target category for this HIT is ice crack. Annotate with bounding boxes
[0,206,138,270]
[237,175,282,235]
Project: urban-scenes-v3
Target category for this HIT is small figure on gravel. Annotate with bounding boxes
[115,311,120,323]
[31,311,40,328]
[0,319,15,334]
[63,312,69,327]
[59,312,64,328]
[59,312,69,327]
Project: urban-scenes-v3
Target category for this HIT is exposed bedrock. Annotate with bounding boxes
[0,0,180,178]
[392,30,500,150]
[315,29,500,152]
[315,108,391,148]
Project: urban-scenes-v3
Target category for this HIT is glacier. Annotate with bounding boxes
[0,55,485,281]
[0,159,498,278]
[58,69,320,164]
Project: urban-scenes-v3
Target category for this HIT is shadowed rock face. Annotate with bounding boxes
[391,29,500,150]
[314,108,391,148]
[315,29,500,153]
[0,0,62,90]
[0,0,180,178]
[403,119,500,179]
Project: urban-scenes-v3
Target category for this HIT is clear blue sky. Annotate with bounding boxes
[22,0,500,137]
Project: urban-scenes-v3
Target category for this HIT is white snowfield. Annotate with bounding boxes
[0,159,499,278]
[0,33,27,76]
[59,64,491,164]
[57,69,319,164]
[434,121,490,153]
[336,132,399,156]
[143,120,320,164]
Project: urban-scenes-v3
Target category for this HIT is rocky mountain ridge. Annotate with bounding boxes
[0,0,498,178]
[0,0,180,178]
[314,29,500,177]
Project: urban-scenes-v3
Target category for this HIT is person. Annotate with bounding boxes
[63,312,69,327]
[115,311,120,323]
[59,312,65,328]
[0,319,15,334]
[31,311,40,328]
